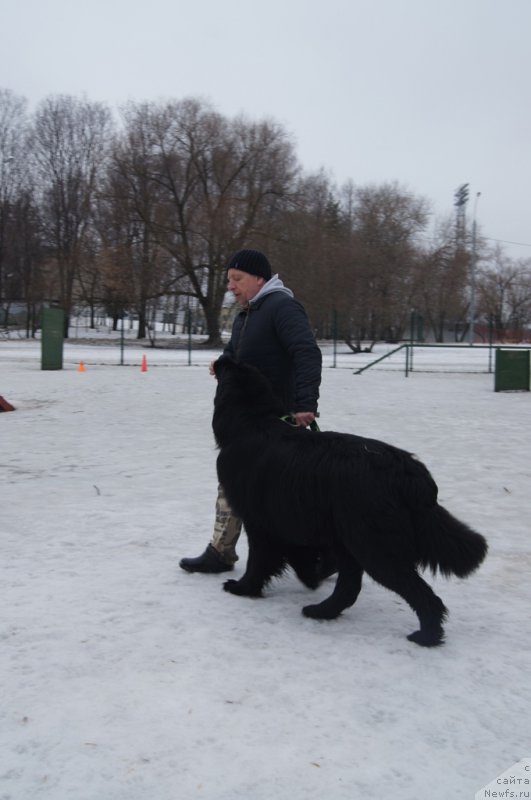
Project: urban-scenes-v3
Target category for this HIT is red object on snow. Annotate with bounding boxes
[0,395,15,412]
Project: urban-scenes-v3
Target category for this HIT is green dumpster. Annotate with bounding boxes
[41,307,65,370]
[494,348,530,392]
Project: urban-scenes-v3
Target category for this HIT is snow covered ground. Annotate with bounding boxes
[1,339,530,800]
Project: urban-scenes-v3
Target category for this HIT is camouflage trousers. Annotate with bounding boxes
[210,484,242,564]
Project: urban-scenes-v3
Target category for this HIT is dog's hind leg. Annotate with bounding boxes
[302,547,363,620]
[363,561,448,646]
[223,528,286,598]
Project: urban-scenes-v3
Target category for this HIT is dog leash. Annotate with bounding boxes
[279,414,320,432]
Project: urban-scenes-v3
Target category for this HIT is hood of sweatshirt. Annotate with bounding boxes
[249,274,294,305]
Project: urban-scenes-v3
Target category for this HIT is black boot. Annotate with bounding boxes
[179,544,234,574]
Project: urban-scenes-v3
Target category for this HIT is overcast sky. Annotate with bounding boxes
[2,0,530,260]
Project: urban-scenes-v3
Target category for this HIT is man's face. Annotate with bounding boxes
[227,269,265,306]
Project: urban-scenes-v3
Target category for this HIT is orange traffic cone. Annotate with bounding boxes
[78,361,86,373]
[141,354,148,372]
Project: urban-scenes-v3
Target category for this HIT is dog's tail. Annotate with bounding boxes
[415,504,488,578]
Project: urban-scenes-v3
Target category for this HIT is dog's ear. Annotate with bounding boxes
[214,356,272,398]
[213,355,236,379]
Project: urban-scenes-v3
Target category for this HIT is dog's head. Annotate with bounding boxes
[212,354,242,382]
[213,356,275,405]
[212,356,284,444]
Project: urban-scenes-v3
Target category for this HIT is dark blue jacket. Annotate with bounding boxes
[223,290,322,414]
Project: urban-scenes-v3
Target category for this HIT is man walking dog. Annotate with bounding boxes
[179,248,323,574]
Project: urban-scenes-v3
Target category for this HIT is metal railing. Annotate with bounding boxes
[352,343,531,377]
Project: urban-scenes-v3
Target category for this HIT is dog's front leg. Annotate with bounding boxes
[224,528,285,598]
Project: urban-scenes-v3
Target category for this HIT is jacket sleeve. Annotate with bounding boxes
[223,340,235,358]
[273,299,322,412]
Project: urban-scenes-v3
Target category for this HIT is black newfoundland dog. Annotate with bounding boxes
[212,356,488,647]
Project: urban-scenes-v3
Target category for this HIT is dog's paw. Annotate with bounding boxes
[223,579,241,594]
[223,579,262,597]
[302,602,341,620]
[407,628,445,647]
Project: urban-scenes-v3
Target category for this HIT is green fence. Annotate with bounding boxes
[353,343,531,381]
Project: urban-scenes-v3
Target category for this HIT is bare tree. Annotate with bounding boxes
[505,261,531,340]
[142,98,299,344]
[8,190,45,336]
[347,182,430,341]
[478,246,531,341]
[99,102,186,339]
[416,215,469,341]
[273,178,432,346]
[4,89,496,348]
[277,170,350,337]
[0,89,29,325]
[31,94,113,335]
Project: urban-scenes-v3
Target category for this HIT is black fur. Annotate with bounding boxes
[212,356,488,647]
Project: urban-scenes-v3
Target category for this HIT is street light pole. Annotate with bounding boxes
[468,191,481,345]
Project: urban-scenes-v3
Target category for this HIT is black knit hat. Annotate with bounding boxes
[226,249,272,281]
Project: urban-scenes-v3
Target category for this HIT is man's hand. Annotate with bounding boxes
[293,411,316,427]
